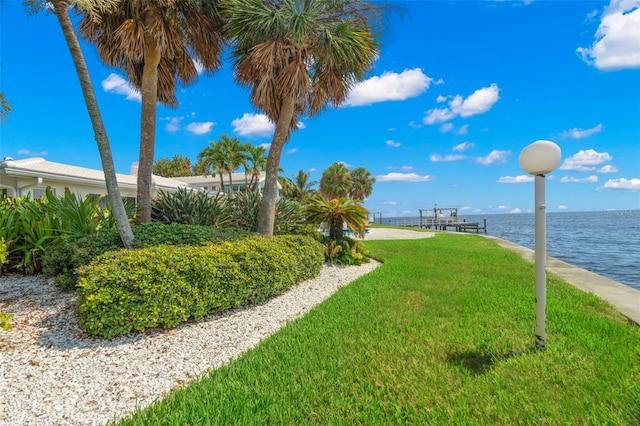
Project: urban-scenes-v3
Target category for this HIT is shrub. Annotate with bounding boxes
[225,191,306,234]
[76,235,324,339]
[322,236,369,266]
[42,223,253,290]
[0,237,7,274]
[151,188,229,226]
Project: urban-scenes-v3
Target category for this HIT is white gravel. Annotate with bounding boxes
[0,261,380,425]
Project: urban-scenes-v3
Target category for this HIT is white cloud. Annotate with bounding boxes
[597,177,640,191]
[455,124,469,135]
[345,68,432,106]
[259,143,271,150]
[560,149,612,171]
[558,205,569,210]
[193,59,204,74]
[285,148,298,155]
[386,140,402,148]
[380,201,398,205]
[408,121,422,129]
[460,206,473,211]
[560,175,599,183]
[423,84,500,125]
[560,123,603,139]
[498,206,508,210]
[577,0,640,70]
[476,149,511,166]
[436,95,448,103]
[164,116,182,133]
[439,123,454,133]
[497,175,535,183]
[429,154,466,162]
[376,172,435,182]
[231,113,275,137]
[101,73,141,101]
[401,165,414,171]
[509,208,522,214]
[598,164,619,173]
[297,121,306,130]
[17,149,48,157]
[453,141,475,152]
[185,122,215,135]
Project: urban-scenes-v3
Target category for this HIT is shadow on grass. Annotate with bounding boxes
[447,346,538,375]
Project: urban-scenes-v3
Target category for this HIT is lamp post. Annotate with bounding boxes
[519,140,561,350]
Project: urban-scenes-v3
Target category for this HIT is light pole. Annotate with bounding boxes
[519,140,561,350]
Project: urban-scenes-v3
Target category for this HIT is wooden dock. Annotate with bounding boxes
[418,207,487,233]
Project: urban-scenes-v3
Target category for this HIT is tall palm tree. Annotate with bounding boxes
[79,0,225,222]
[349,167,376,202]
[0,92,11,123]
[304,195,367,240]
[25,0,134,248]
[222,0,381,236]
[278,169,317,204]
[217,135,249,194]
[320,162,353,200]
[197,140,226,193]
[244,144,267,193]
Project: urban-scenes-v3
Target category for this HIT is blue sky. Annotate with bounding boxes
[1,0,639,216]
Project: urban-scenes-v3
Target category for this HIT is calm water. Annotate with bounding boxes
[383,210,640,291]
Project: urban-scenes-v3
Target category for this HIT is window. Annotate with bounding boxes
[32,187,55,199]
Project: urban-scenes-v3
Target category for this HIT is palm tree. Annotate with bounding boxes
[222,0,381,236]
[304,195,367,240]
[320,162,353,200]
[197,140,226,193]
[25,0,134,248]
[278,169,318,204]
[79,0,225,223]
[153,154,193,177]
[217,135,248,194]
[349,167,376,202]
[0,92,11,123]
[244,144,267,193]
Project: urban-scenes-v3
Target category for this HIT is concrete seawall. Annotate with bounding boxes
[484,235,640,326]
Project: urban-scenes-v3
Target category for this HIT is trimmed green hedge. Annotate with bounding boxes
[76,235,324,339]
[42,223,253,290]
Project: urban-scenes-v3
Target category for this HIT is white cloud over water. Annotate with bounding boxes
[497,175,534,183]
[560,149,612,171]
[423,84,500,125]
[476,149,510,166]
[597,177,640,190]
[560,123,603,139]
[344,68,432,106]
[429,154,466,162]
[101,73,141,102]
[560,175,598,183]
[376,172,435,182]
[577,0,640,70]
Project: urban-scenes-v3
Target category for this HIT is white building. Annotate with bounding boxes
[0,157,275,200]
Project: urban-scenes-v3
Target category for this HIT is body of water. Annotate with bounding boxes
[382,210,640,291]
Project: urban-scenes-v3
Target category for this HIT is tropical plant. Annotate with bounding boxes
[221,0,381,236]
[197,140,226,192]
[322,236,368,265]
[217,135,249,193]
[225,191,304,234]
[349,167,376,202]
[244,143,267,192]
[0,92,11,123]
[319,162,353,200]
[153,155,194,177]
[24,0,134,248]
[151,188,228,226]
[303,195,367,240]
[78,0,225,223]
[278,169,318,204]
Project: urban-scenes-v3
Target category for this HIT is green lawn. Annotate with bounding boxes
[119,234,640,425]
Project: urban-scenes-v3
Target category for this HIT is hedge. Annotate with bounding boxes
[76,235,324,339]
[42,222,253,290]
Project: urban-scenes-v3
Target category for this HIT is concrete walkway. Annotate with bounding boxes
[484,235,640,326]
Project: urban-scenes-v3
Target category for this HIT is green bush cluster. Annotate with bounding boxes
[41,222,253,290]
[322,236,369,266]
[76,235,324,339]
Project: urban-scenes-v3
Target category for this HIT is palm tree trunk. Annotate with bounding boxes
[329,217,344,240]
[219,174,225,194]
[227,171,234,194]
[52,1,134,248]
[258,96,295,236]
[136,31,161,223]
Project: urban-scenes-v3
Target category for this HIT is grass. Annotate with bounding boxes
[118,234,640,425]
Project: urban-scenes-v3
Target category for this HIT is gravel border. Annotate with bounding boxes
[0,261,379,425]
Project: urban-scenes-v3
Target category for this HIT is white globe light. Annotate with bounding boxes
[519,140,562,175]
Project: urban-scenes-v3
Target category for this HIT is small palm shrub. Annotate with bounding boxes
[303,195,368,240]
[322,236,369,265]
[76,235,324,339]
[41,222,253,290]
[0,237,7,274]
[151,188,228,226]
